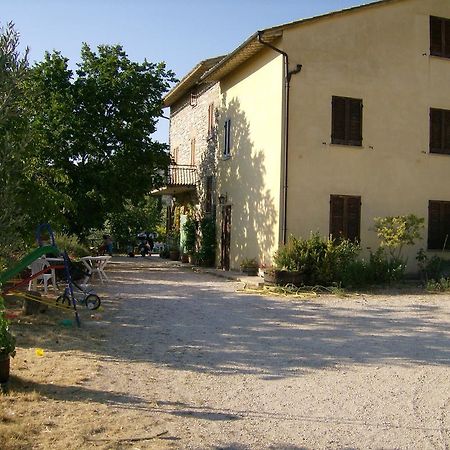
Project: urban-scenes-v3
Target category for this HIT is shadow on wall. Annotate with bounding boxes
[215,95,278,267]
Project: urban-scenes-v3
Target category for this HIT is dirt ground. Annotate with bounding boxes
[1,256,450,449]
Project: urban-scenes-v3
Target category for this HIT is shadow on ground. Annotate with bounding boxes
[10,257,450,378]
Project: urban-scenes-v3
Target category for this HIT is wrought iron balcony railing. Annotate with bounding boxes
[167,164,197,186]
[152,164,197,196]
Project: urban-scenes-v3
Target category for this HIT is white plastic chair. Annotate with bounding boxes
[28,258,56,294]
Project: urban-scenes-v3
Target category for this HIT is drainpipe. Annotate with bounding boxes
[257,31,302,245]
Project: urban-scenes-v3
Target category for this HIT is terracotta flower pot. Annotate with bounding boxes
[0,353,11,384]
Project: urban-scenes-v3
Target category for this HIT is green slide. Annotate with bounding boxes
[0,245,60,285]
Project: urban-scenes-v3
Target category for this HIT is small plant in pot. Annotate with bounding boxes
[240,258,259,276]
[0,294,16,384]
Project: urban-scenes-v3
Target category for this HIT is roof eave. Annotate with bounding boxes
[164,55,226,107]
[201,30,283,83]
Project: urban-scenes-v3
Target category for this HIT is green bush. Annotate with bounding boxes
[373,214,424,260]
[416,249,450,281]
[0,294,16,356]
[55,233,90,258]
[426,278,450,292]
[367,247,406,284]
[182,218,197,255]
[274,233,360,286]
[198,217,216,267]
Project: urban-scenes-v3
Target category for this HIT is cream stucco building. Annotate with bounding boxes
[163,0,450,272]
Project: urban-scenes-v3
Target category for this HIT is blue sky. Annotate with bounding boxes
[1,0,377,142]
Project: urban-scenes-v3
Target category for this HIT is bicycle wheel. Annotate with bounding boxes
[85,294,101,310]
[56,294,71,306]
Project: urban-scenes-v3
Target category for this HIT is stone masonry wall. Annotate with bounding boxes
[169,82,220,216]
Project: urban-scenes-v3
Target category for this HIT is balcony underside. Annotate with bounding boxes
[152,184,196,196]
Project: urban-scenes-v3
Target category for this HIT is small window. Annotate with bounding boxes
[330,195,361,242]
[208,103,215,136]
[430,108,450,154]
[331,96,363,146]
[428,200,450,250]
[430,16,450,58]
[223,119,231,157]
[190,138,196,165]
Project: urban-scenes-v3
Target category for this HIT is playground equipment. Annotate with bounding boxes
[0,224,82,326]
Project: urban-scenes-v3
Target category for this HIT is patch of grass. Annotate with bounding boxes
[426,278,450,292]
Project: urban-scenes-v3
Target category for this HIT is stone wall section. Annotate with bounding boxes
[169,82,220,216]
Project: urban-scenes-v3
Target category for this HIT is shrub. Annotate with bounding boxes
[274,233,360,286]
[55,233,90,258]
[0,294,16,356]
[340,259,371,288]
[367,247,406,284]
[426,278,450,292]
[182,218,197,255]
[373,214,424,260]
[416,249,450,281]
[198,217,216,267]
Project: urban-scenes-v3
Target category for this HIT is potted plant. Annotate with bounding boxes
[0,294,16,384]
[240,258,259,276]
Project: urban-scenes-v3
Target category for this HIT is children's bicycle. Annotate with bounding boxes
[56,281,101,310]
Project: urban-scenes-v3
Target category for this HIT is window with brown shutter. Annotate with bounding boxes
[430,16,450,58]
[430,108,450,154]
[428,200,450,250]
[223,119,231,157]
[331,96,363,146]
[330,195,361,242]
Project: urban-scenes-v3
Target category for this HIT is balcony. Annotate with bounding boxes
[152,165,197,196]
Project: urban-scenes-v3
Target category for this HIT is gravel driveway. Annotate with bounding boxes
[84,256,450,449]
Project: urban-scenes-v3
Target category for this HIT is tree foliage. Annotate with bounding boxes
[23,43,175,237]
[0,22,30,259]
[107,195,163,247]
[373,214,424,259]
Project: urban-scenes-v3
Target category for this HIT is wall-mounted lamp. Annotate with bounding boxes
[218,193,227,205]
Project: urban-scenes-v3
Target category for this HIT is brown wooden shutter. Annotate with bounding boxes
[330,195,345,239]
[445,19,450,57]
[430,109,450,154]
[346,196,361,242]
[428,201,440,249]
[443,202,450,250]
[430,108,442,152]
[332,97,346,143]
[349,99,363,146]
[430,16,442,56]
[428,201,450,250]
[330,195,361,242]
[445,110,450,151]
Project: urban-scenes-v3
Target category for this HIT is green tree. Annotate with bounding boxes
[107,195,163,248]
[0,22,30,260]
[23,43,175,237]
[373,214,424,260]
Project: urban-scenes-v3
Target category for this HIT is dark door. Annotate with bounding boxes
[221,205,231,271]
